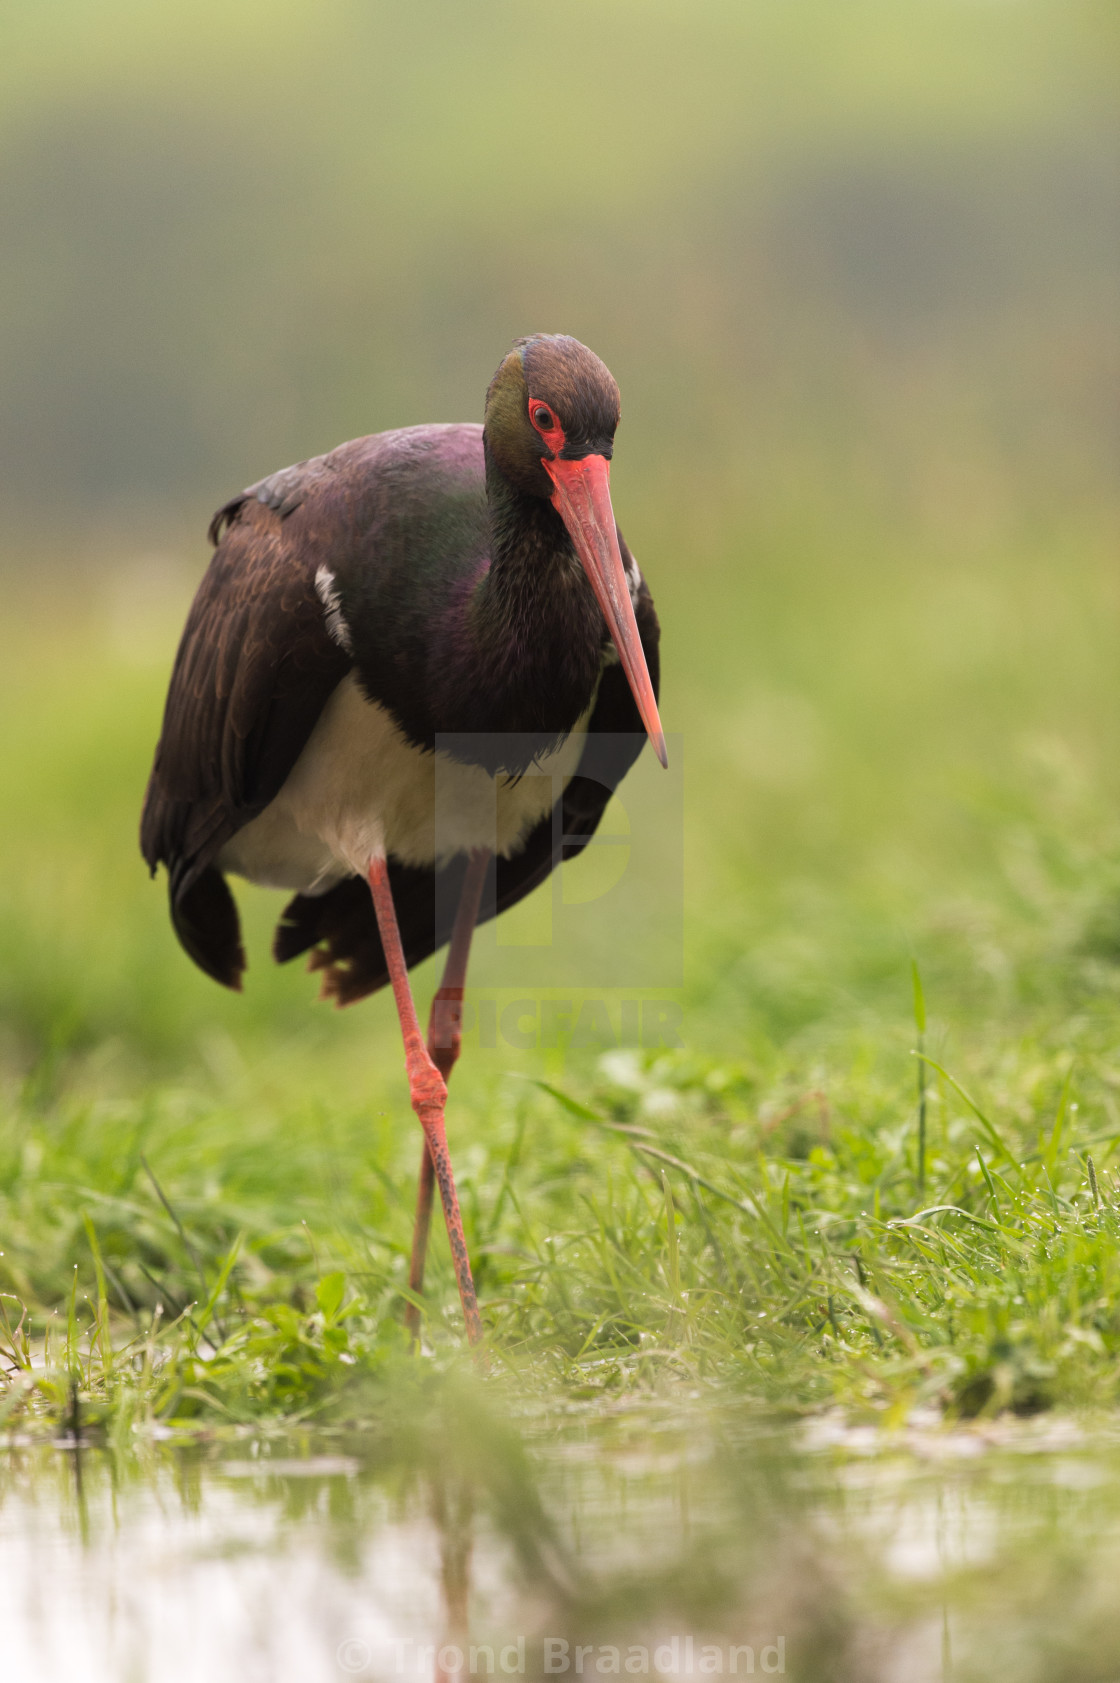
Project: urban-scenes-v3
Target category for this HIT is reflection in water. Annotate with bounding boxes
[1,1385,1119,1682]
[431,1474,473,1682]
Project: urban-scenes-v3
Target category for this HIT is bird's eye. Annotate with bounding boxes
[532,405,555,432]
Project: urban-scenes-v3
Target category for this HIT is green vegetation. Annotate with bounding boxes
[3,502,1120,1437]
[5,12,1120,1679]
[0,1,1118,1448]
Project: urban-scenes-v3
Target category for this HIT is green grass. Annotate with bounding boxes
[3,12,1119,1676]
[1,5,1116,1447]
[3,493,1120,1437]
[6,995,1120,1431]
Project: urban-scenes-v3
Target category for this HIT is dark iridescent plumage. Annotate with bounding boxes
[142,336,660,1003]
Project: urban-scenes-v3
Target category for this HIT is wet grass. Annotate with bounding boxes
[5,1004,1120,1434]
[4,505,1120,1439]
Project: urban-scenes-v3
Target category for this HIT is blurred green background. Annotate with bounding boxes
[0,0,1118,1119]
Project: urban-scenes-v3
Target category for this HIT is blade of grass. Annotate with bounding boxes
[81,1214,112,1373]
[912,961,928,1199]
[142,1155,225,1343]
[914,1056,1017,1169]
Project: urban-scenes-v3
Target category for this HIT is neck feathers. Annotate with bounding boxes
[431,447,604,765]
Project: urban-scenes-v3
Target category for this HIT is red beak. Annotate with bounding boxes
[543,453,668,768]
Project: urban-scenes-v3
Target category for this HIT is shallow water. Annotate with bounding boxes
[4,1397,1120,1683]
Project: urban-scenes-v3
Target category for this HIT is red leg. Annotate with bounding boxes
[405,850,490,1344]
[367,852,488,1347]
[405,1148,436,1343]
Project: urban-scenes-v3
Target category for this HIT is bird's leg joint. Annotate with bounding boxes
[404,1032,448,1123]
[428,985,465,1080]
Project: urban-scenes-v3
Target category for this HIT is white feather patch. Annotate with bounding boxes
[625,550,642,609]
[314,565,354,655]
[218,675,594,891]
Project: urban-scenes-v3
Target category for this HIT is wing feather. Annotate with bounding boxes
[141,488,351,987]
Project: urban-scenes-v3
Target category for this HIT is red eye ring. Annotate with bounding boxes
[529,400,567,455]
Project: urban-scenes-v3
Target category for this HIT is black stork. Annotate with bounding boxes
[141,334,665,1347]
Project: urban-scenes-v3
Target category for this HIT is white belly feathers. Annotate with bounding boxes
[218,673,591,895]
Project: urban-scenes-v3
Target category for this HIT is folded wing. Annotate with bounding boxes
[140,463,352,987]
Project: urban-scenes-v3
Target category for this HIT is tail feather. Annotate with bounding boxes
[273,876,382,1006]
[170,866,246,990]
[273,860,472,1006]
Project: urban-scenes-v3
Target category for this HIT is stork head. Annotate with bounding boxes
[485,334,620,497]
[485,335,666,768]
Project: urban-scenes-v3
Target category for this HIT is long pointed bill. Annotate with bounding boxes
[544,453,668,768]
